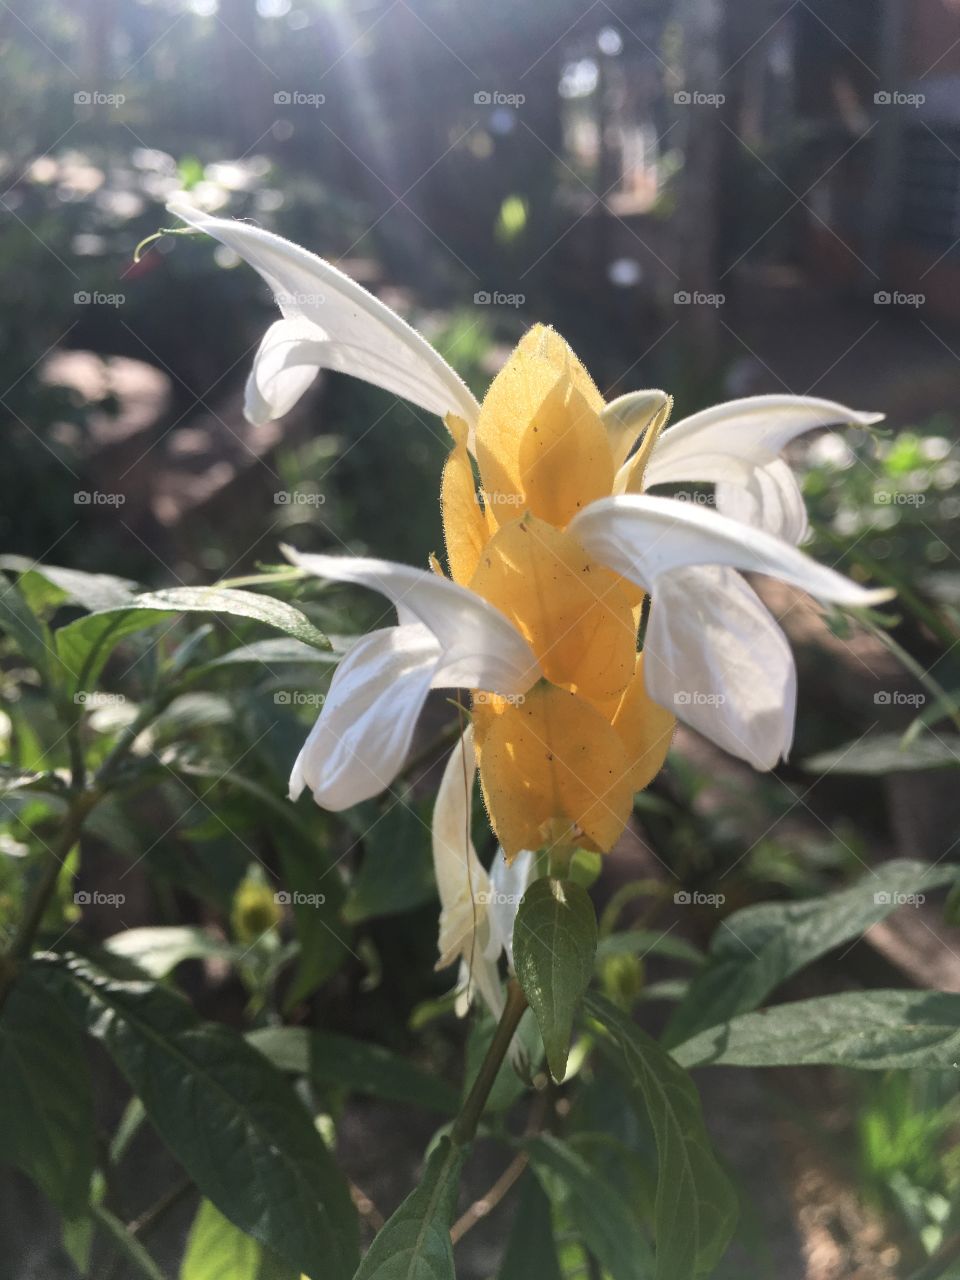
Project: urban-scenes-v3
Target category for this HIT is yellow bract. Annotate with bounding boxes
[440,325,675,859]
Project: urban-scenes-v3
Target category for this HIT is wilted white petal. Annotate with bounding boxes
[244,317,325,425]
[432,728,504,1019]
[639,394,882,538]
[569,494,893,607]
[284,548,542,695]
[289,625,438,810]
[167,199,480,428]
[643,567,796,769]
[488,848,535,969]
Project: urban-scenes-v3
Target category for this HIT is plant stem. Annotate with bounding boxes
[452,978,528,1147]
[449,1150,529,1243]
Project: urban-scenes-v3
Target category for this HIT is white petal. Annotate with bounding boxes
[244,317,325,426]
[283,547,542,695]
[167,199,480,429]
[643,567,796,769]
[289,625,438,810]
[488,848,535,969]
[715,458,809,544]
[569,494,893,607]
[640,394,882,538]
[600,389,671,470]
[432,728,504,1018]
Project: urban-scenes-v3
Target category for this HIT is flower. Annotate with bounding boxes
[168,200,891,866]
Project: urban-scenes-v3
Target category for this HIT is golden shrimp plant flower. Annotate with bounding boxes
[169,200,891,1005]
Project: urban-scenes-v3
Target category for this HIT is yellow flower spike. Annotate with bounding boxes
[610,654,677,791]
[615,394,674,495]
[475,324,605,515]
[478,682,636,860]
[440,413,488,585]
[469,515,636,702]
[518,374,615,528]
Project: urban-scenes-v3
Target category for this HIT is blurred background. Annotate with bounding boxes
[4,1,960,1277]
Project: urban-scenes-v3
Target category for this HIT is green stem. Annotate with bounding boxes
[452,979,528,1146]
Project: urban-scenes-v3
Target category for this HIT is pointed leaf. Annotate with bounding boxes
[585,993,737,1280]
[32,953,358,1280]
[353,1137,466,1280]
[513,878,598,1080]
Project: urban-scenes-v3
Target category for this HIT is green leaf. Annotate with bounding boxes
[353,1137,466,1280]
[525,1134,654,1280]
[105,926,234,978]
[673,990,960,1071]
[513,878,597,1081]
[0,970,95,1214]
[203,635,342,668]
[276,839,352,1010]
[802,733,960,774]
[585,993,737,1280]
[342,800,436,924]
[56,585,330,691]
[596,930,704,967]
[498,1172,563,1280]
[32,953,358,1280]
[181,1199,260,1280]
[663,859,958,1048]
[0,558,138,615]
[0,571,56,679]
[248,1026,460,1115]
[0,765,67,801]
[92,1204,168,1280]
